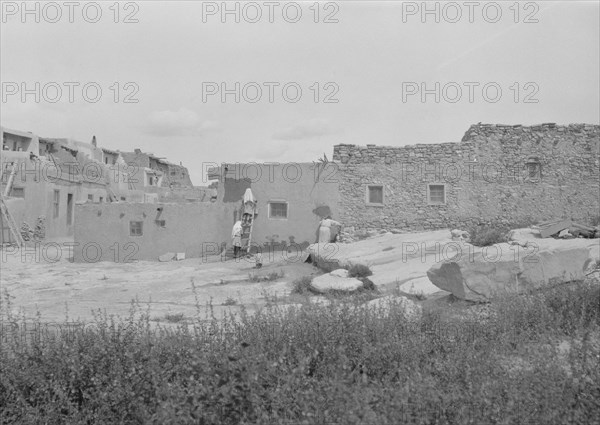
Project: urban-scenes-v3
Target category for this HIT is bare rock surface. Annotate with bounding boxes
[398,276,440,297]
[309,273,364,293]
[307,229,453,292]
[427,237,600,302]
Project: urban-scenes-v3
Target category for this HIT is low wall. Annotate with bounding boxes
[73,202,235,262]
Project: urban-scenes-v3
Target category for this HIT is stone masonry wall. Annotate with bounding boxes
[333,123,600,235]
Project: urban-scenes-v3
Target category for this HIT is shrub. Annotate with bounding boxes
[468,224,509,246]
[1,281,598,424]
[346,262,373,278]
[164,312,185,323]
[223,297,237,306]
[291,275,313,294]
[359,277,377,292]
[467,219,537,247]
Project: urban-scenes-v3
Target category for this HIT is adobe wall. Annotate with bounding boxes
[73,202,236,262]
[218,162,340,250]
[333,123,600,233]
[1,154,112,238]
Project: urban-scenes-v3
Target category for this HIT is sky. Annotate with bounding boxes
[1,1,599,185]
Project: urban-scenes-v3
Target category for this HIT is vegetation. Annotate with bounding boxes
[291,276,313,295]
[248,270,284,283]
[346,262,373,279]
[467,219,536,247]
[163,312,185,323]
[223,297,237,306]
[1,281,599,424]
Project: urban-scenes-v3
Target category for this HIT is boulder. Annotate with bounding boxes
[158,252,175,262]
[330,268,349,278]
[310,273,364,293]
[427,240,596,302]
[558,229,573,239]
[451,229,470,241]
[363,295,422,321]
[508,228,541,242]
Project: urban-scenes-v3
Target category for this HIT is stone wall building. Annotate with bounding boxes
[333,123,600,234]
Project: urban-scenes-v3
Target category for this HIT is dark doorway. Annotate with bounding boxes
[67,193,73,226]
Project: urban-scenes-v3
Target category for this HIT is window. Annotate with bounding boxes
[120,197,126,201]
[526,157,541,179]
[10,187,25,198]
[155,220,166,228]
[130,221,143,236]
[53,190,59,218]
[366,185,384,206]
[427,184,446,204]
[99,197,103,203]
[268,202,288,219]
[87,194,93,202]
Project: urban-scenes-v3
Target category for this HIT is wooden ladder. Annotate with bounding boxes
[0,193,25,247]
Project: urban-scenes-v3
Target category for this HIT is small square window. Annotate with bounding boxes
[428,184,446,204]
[120,197,126,201]
[527,163,541,179]
[268,202,288,219]
[130,221,143,236]
[155,220,166,228]
[366,185,384,205]
[10,187,25,198]
[87,194,93,202]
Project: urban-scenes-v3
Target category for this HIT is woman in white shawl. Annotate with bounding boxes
[318,215,341,243]
[231,221,243,258]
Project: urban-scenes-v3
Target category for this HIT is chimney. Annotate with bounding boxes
[91,135,97,147]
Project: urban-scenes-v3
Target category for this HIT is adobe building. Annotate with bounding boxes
[72,162,339,262]
[0,126,201,244]
[71,122,599,263]
[1,127,114,241]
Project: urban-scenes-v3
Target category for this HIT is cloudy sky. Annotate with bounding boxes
[1,1,598,185]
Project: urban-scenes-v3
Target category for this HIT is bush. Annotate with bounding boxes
[223,297,237,306]
[164,312,185,323]
[468,224,509,246]
[346,262,373,278]
[1,281,599,424]
[291,275,313,294]
[467,219,539,247]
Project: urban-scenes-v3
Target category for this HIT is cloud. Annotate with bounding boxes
[272,119,336,141]
[143,108,219,137]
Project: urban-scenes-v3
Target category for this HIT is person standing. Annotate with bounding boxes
[318,216,341,243]
[231,221,243,258]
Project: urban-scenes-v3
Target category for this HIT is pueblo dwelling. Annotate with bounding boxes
[69,122,599,263]
[1,123,598,262]
[0,125,215,245]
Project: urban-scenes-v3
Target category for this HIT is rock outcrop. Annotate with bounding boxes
[310,272,364,293]
[427,238,599,301]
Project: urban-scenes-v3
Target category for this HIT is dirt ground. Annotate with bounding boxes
[0,230,458,324]
[0,243,324,324]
